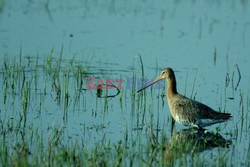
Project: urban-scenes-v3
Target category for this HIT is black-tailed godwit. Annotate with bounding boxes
[137,68,231,128]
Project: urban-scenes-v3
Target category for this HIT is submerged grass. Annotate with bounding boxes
[22,81,30,127]
[0,0,4,14]
[0,53,248,166]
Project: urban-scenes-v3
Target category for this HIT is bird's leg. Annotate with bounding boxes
[197,126,206,131]
[170,117,175,136]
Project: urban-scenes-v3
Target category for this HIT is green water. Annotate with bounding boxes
[0,0,250,166]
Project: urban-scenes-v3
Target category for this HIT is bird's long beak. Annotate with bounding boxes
[137,76,163,93]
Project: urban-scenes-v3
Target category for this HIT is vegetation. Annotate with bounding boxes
[0,52,249,166]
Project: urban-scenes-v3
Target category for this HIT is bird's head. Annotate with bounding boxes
[137,67,174,93]
[158,68,174,80]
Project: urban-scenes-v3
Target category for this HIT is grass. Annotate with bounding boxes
[0,53,249,166]
[22,81,30,127]
[0,0,4,14]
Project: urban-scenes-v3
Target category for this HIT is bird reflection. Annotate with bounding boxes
[164,128,231,166]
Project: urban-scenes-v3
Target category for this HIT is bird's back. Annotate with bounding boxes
[168,94,231,127]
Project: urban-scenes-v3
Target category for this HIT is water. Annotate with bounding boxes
[0,0,250,166]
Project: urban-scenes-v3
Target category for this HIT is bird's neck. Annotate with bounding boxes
[167,77,177,99]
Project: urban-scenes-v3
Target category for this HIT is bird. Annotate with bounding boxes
[137,68,232,128]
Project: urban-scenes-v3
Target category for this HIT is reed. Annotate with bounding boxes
[0,54,247,166]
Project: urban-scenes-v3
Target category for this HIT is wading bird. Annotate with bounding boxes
[137,68,231,129]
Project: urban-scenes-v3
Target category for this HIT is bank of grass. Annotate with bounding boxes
[0,124,235,166]
[0,53,248,166]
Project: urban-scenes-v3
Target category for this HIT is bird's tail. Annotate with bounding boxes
[214,112,232,120]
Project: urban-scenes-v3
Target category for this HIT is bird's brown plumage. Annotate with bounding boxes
[137,67,232,128]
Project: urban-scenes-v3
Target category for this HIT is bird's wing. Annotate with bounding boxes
[172,96,218,121]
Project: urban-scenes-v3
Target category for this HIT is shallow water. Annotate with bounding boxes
[0,0,250,166]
